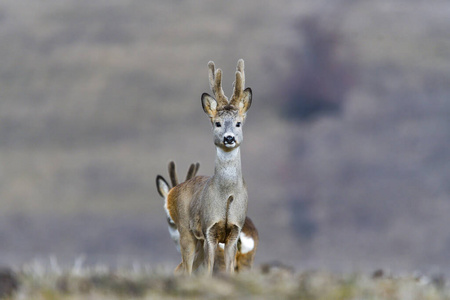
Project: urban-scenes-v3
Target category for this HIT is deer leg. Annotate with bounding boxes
[179,229,196,275]
[192,240,205,272]
[224,225,240,274]
[174,262,183,274]
[205,223,220,275]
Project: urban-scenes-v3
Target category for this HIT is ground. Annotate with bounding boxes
[2,264,449,300]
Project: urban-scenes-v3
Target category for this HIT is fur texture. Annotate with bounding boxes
[166,60,253,275]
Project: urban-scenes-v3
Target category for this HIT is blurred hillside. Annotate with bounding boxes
[0,0,449,274]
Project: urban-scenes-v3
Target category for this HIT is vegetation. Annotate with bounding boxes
[2,265,449,300]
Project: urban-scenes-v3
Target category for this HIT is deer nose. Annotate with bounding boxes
[224,135,235,144]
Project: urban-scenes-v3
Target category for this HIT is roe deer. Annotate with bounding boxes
[156,161,258,272]
[164,59,252,275]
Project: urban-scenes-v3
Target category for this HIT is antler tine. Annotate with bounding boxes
[208,61,216,92]
[194,162,200,176]
[231,71,243,104]
[168,161,178,187]
[237,58,245,88]
[207,61,228,107]
[185,163,196,181]
[185,162,200,181]
[230,59,245,107]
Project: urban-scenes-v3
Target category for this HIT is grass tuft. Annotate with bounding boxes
[3,264,450,299]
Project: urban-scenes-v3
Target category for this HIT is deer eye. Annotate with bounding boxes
[236,122,241,127]
[215,122,221,127]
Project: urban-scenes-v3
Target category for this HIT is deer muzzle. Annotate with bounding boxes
[223,135,236,145]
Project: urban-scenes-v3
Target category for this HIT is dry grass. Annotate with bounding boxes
[2,263,449,300]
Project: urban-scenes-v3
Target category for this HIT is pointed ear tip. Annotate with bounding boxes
[201,92,212,100]
[156,175,165,185]
[208,61,214,67]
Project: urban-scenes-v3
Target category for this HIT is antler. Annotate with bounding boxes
[208,61,229,107]
[230,59,245,107]
[185,162,200,181]
[168,161,178,187]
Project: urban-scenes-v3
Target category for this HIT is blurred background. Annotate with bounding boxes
[0,0,449,274]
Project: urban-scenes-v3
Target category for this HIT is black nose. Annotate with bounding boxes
[224,135,235,144]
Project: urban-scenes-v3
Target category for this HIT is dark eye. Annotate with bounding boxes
[215,122,221,127]
[236,122,241,127]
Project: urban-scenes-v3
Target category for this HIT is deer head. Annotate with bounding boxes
[201,59,252,151]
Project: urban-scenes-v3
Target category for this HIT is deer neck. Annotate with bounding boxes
[212,147,243,187]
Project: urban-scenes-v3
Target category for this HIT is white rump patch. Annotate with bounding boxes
[239,232,254,254]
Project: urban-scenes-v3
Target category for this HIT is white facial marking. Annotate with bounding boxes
[223,132,236,148]
[218,243,225,250]
[239,232,254,254]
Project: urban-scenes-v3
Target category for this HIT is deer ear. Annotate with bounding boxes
[239,87,252,115]
[201,93,218,117]
[156,175,170,198]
